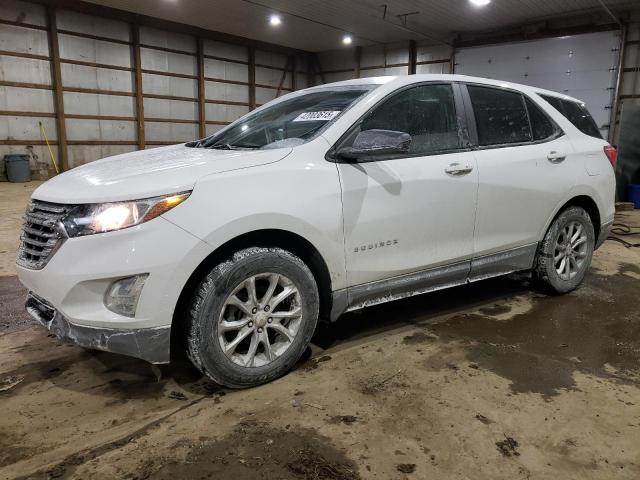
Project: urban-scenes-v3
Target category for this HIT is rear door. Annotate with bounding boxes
[463,84,576,279]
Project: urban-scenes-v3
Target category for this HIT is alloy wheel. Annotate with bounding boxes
[217,273,302,367]
[554,220,588,281]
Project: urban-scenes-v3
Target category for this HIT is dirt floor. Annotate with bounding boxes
[1,182,640,480]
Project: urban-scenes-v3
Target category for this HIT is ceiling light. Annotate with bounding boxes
[269,14,282,26]
[469,0,491,6]
[342,35,353,45]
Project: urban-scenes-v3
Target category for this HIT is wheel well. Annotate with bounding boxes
[553,195,601,240]
[170,229,333,357]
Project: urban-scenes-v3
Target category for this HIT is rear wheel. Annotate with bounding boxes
[533,206,595,293]
[185,247,319,388]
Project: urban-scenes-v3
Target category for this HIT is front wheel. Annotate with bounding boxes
[533,206,595,293]
[185,247,319,388]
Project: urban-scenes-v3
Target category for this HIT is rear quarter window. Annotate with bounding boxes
[540,94,602,139]
[524,97,560,141]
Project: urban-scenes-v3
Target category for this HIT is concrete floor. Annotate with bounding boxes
[1,182,639,480]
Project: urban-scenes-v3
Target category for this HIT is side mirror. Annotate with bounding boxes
[336,129,412,161]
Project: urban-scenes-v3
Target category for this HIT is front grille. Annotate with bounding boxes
[17,201,69,270]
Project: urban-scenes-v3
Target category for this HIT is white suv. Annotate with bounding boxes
[17,74,616,387]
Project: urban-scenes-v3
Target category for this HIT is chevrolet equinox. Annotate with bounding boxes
[17,74,616,387]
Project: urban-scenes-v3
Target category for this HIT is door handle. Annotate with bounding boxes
[547,151,566,163]
[445,163,473,176]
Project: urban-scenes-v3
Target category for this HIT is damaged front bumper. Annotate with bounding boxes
[26,292,171,364]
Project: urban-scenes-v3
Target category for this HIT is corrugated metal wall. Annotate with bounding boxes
[316,41,453,84]
[614,13,640,145]
[613,12,640,200]
[0,0,309,179]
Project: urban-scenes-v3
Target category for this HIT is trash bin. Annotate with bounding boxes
[628,184,640,209]
[4,154,32,183]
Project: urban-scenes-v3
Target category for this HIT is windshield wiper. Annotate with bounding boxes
[209,143,259,150]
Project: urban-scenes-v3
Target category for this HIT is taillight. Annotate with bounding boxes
[603,145,617,170]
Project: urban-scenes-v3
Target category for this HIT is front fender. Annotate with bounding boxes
[162,144,346,290]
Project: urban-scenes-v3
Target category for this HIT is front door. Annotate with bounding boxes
[335,83,479,303]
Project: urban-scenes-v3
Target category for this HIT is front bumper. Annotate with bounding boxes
[26,292,171,363]
[17,215,213,363]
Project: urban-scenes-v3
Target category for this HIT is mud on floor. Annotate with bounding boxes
[423,265,640,398]
[145,420,358,480]
[1,212,640,479]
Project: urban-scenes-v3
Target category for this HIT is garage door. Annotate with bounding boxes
[454,31,622,139]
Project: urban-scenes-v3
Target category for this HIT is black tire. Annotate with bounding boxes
[185,247,319,388]
[533,206,595,293]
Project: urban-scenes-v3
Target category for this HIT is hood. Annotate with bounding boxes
[32,144,292,204]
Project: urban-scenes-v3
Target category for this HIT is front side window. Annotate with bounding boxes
[540,94,601,139]
[195,86,377,150]
[353,83,462,156]
[468,85,531,146]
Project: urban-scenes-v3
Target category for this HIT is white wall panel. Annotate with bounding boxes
[625,43,639,65]
[386,42,409,64]
[416,44,452,63]
[63,92,135,116]
[0,86,54,112]
[204,58,248,82]
[205,103,248,122]
[256,67,291,87]
[67,145,136,168]
[145,122,198,142]
[360,68,386,78]
[416,62,449,74]
[318,49,353,72]
[140,48,196,75]
[203,40,247,62]
[255,87,277,105]
[0,116,56,141]
[324,72,353,83]
[57,10,130,42]
[0,24,49,56]
[61,64,133,92]
[0,55,50,84]
[142,73,197,97]
[59,34,131,68]
[139,27,196,53]
[66,119,135,141]
[295,72,308,88]
[256,50,286,68]
[0,0,47,26]
[143,98,197,120]
[205,81,248,103]
[361,45,385,68]
[455,31,621,136]
[205,124,226,136]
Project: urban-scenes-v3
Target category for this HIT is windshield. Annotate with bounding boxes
[193,85,377,150]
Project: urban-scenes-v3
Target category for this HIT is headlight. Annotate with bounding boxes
[62,191,191,237]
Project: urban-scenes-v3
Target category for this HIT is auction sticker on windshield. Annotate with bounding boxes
[292,111,341,122]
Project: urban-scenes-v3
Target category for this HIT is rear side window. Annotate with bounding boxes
[468,85,531,146]
[525,97,559,141]
[540,94,601,139]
